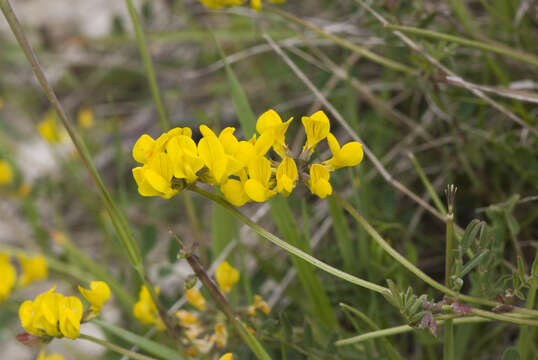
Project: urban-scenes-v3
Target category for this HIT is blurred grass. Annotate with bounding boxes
[0,0,537,359]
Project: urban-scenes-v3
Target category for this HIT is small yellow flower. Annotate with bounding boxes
[0,160,13,185]
[247,294,271,315]
[58,295,84,339]
[198,126,242,185]
[185,288,207,311]
[302,110,330,153]
[221,178,250,207]
[244,156,276,202]
[18,255,48,287]
[308,164,332,199]
[175,309,200,327]
[215,261,239,293]
[255,109,292,158]
[78,281,111,314]
[166,135,204,184]
[199,0,243,9]
[0,254,16,302]
[38,111,65,143]
[133,285,164,331]
[37,350,65,360]
[323,133,364,171]
[132,152,177,199]
[77,107,94,129]
[276,157,297,196]
[219,353,234,360]
[211,322,228,348]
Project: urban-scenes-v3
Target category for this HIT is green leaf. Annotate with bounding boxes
[461,219,482,253]
[502,347,520,360]
[93,319,183,360]
[140,224,157,260]
[459,250,490,278]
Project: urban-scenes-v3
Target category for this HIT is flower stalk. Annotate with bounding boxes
[443,185,456,360]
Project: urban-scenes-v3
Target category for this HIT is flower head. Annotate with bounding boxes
[247,294,271,315]
[38,111,65,143]
[309,164,332,199]
[77,107,94,129]
[0,160,13,185]
[219,354,234,360]
[276,157,297,196]
[58,295,84,339]
[185,288,206,311]
[255,109,292,158]
[216,261,239,293]
[323,133,364,170]
[211,322,228,348]
[18,255,48,287]
[78,281,111,315]
[132,152,177,199]
[133,285,164,331]
[302,110,330,153]
[0,254,16,302]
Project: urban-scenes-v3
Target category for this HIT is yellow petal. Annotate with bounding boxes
[218,354,233,360]
[309,164,332,198]
[215,261,239,293]
[221,179,250,206]
[302,110,330,152]
[132,134,155,164]
[276,157,297,195]
[185,288,206,311]
[256,109,283,134]
[0,160,14,185]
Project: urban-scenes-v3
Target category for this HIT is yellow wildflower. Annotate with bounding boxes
[219,354,233,360]
[0,254,16,302]
[78,281,111,314]
[255,109,292,158]
[19,286,83,339]
[175,309,200,328]
[199,0,243,9]
[211,322,228,348]
[244,156,276,202]
[132,128,192,165]
[133,285,165,331]
[198,126,242,184]
[302,110,330,153]
[247,294,271,315]
[17,255,48,287]
[276,157,297,196]
[309,164,332,199]
[37,350,65,360]
[221,178,250,207]
[166,135,204,184]
[38,111,64,143]
[77,107,94,129]
[216,261,239,293]
[132,152,177,199]
[185,288,207,311]
[323,133,364,171]
[0,160,13,185]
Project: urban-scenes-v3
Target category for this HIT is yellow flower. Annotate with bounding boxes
[58,295,83,339]
[166,135,204,184]
[38,111,64,143]
[323,133,364,171]
[216,261,239,293]
[77,107,94,129]
[18,255,48,287]
[221,178,250,207]
[211,322,228,348]
[198,126,242,185]
[244,156,276,202]
[302,110,330,153]
[0,160,13,185]
[199,0,243,9]
[132,152,178,199]
[133,285,164,331]
[308,164,332,199]
[247,294,271,315]
[219,353,234,360]
[19,286,82,339]
[78,281,111,314]
[132,128,192,165]
[175,309,200,328]
[255,109,292,158]
[276,157,297,196]
[0,254,16,302]
[185,288,207,311]
[37,350,65,360]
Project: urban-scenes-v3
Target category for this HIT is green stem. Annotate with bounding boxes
[518,281,537,360]
[335,316,491,346]
[125,0,170,130]
[334,193,538,317]
[444,201,455,360]
[190,185,389,295]
[384,24,538,68]
[264,6,415,74]
[79,333,157,360]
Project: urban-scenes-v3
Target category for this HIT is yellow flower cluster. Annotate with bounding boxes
[199,0,284,11]
[215,261,240,293]
[247,294,271,316]
[0,253,48,303]
[133,285,165,331]
[185,288,207,311]
[19,281,111,340]
[132,109,363,204]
